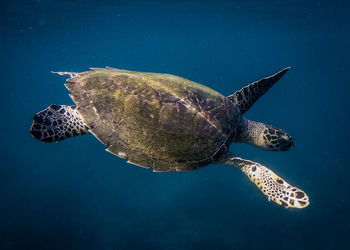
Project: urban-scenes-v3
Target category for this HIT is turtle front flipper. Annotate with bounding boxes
[220,152,309,209]
[228,67,290,114]
[30,104,90,143]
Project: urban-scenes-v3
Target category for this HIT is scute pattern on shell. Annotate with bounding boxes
[65,68,241,171]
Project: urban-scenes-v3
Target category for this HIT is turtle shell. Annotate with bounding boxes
[66,68,241,172]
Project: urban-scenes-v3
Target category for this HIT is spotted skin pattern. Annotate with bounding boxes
[241,119,294,151]
[262,126,293,151]
[228,67,290,115]
[30,104,89,142]
[222,153,309,208]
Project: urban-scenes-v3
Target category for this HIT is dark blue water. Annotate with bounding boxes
[1,0,349,249]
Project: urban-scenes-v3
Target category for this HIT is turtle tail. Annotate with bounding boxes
[30,104,90,143]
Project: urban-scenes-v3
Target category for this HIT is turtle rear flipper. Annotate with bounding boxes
[220,152,309,209]
[30,104,89,143]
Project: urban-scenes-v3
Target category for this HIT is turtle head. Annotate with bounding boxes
[261,126,294,151]
[239,119,294,151]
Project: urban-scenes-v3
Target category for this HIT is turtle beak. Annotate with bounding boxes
[279,135,294,151]
[289,139,295,149]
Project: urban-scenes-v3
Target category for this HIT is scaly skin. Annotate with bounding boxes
[220,152,309,208]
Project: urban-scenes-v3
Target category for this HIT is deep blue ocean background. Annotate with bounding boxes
[1,0,349,249]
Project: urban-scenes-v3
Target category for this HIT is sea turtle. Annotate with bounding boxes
[30,67,309,208]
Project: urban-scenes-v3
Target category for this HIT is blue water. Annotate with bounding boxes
[1,0,349,249]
